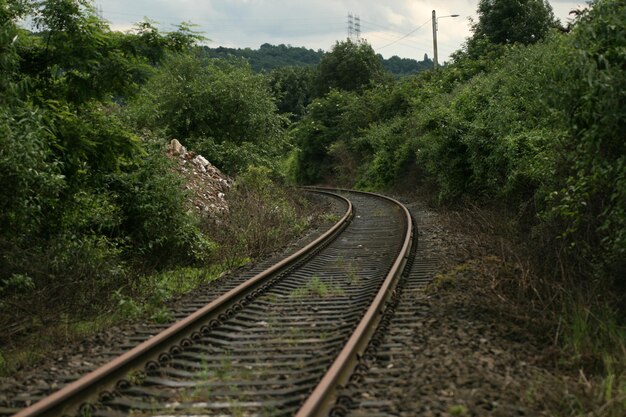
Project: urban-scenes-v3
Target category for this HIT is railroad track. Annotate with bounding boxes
[12,189,414,417]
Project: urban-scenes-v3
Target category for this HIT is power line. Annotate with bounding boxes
[364,31,430,51]
[358,23,431,49]
[375,17,431,51]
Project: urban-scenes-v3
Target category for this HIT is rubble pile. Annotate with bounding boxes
[166,139,232,217]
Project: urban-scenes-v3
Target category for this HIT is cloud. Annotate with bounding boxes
[93,0,581,61]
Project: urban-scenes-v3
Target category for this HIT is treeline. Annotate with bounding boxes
[201,42,432,76]
[201,43,323,72]
[289,0,625,380]
[382,53,433,75]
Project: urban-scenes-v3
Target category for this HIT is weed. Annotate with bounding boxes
[150,307,172,324]
[206,167,312,264]
[429,272,458,292]
[78,406,93,417]
[346,263,360,285]
[228,397,244,417]
[559,301,626,373]
[127,369,146,385]
[448,404,469,416]
[0,348,44,377]
[289,287,309,298]
[261,404,280,417]
[179,361,213,402]
[260,293,278,303]
[308,276,328,297]
[320,213,340,223]
[289,276,345,299]
[216,355,233,381]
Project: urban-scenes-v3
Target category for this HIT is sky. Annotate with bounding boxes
[93,0,586,63]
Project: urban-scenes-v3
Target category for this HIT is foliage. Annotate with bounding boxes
[202,43,323,72]
[542,0,626,292]
[0,1,23,100]
[16,1,202,105]
[129,54,289,173]
[267,66,316,120]
[354,117,415,190]
[412,40,564,206]
[0,102,63,239]
[292,77,419,185]
[0,0,215,338]
[316,39,386,95]
[201,42,432,77]
[382,53,433,75]
[206,166,310,263]
[473,0,557,45]
[109,138,216,268]
[292,90,362,184]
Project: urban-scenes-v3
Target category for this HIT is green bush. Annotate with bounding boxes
[129,54,288,174]
[0,102,63,240]
[354,117,414,190]
[542,0,626,289]
[110,137,215,268]
[292,90,361,184]
[316,39,387,95]
[292,75,421,187]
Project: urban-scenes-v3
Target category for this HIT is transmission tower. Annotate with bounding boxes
[354,15,361,40]
[347,13,354,39]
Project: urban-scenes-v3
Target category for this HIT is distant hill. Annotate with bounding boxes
[201,43,323,72]
[201,43,432,76]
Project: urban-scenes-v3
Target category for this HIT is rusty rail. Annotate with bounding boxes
[13,191,353,417]
[295,189,414,417]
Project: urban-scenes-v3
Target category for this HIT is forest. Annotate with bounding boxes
[1,0,625,414]
[201,43,433,75]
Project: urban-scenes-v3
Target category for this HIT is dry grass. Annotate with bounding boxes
[416,191,626,417]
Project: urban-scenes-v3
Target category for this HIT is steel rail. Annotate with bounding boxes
[295,188,414,417]
[13,191,353,417]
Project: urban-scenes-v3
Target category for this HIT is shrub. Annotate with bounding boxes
[109,137,215,268]
[354,117,414,190]
[542,0,626,292]
[208,166,309,264]
[129,54,289,174]
[0,103,64,240]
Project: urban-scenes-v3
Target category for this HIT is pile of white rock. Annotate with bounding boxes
[167,139,232,216]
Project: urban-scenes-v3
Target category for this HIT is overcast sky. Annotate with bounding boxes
[93,0,585,63]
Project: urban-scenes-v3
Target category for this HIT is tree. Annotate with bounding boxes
[268,66,316,120]
[316,39,386,95]
[473,0,557,45]
[130,55,288,173]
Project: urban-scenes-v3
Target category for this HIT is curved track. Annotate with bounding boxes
[13,189,414,417]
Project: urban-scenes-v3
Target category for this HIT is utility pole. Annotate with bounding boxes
[432,10,460,70]
[432,10,438,70]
